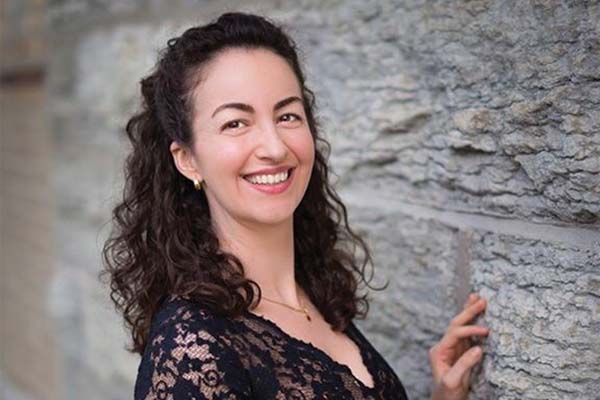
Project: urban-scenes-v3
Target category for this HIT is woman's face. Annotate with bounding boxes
[172,47,315,229]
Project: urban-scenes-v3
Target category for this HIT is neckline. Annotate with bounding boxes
[242,310,377,392]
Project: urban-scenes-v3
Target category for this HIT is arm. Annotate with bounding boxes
[135,312,252,400]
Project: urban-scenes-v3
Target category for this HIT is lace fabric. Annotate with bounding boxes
[134,296,409,400]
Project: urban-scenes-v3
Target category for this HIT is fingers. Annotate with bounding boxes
[430,324,489,371]
[438,325,489,349]
[450,296,487,328]
[435,325,490,356]
[440,346,483,391]
[464,293,478,308]
[430,293,490,388]
[428,325,488,372]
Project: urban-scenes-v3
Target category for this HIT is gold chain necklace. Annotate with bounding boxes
[260,294,312,321]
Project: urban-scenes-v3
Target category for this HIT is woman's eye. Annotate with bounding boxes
[222,120,246,131]
[279,113,302,123]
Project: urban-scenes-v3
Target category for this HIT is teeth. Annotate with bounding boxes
[246,170,290,185]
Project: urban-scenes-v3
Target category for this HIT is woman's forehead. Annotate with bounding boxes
[190,48,302,113]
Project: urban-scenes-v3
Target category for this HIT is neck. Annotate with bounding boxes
[212,214,300,308]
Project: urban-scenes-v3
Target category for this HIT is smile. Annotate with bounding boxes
[242,168,295,194]
[243,169,291,185]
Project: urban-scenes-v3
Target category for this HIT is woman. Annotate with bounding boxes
[101,12,489,400]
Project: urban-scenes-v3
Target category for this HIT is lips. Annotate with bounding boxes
[242,165,293,178]
[241,167,295,194]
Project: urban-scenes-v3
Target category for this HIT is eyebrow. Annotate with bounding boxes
[211,96,303,118]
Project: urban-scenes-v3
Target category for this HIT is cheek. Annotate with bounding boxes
[197,141,247,177]
[288,130,315,165]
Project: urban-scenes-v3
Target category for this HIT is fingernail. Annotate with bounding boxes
[472,346,482,355]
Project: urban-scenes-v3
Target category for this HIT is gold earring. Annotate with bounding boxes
[193,179,203,191]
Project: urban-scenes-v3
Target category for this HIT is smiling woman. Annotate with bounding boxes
[169,48,315,228]
[100,11,488,400]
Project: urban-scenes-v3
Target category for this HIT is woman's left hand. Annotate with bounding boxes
[428,293,490,400]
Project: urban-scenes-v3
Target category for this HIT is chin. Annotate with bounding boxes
[257,214,293,226]
[247,209,295,226]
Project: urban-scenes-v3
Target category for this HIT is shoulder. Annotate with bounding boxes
[149,295,231,340]
[144,295,242,362]
[135,295,252,399]
[144,295,238,364]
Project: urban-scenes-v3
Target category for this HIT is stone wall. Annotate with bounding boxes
[0,1,63,400]
[2,1,598,399]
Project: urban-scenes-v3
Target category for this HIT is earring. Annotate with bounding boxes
[193,179,203,191]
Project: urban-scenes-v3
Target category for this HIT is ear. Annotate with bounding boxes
[169,141,203,182]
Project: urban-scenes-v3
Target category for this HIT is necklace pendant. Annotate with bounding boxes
[303,308,311,321]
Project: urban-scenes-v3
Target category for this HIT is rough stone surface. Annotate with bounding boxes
[349,206,600,399]
[349,209,465,400]
[469,233,600,400]
[9,0,594,399]
[299,0,600,227]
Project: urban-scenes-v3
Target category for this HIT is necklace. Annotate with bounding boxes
[261,294,312,321]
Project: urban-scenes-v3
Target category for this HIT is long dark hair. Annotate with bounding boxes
[100,12,385,355]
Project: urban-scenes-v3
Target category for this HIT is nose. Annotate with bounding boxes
[254,120,288,161]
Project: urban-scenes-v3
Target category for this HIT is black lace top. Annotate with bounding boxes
[134,296,409,400]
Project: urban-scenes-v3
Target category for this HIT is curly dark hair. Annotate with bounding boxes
[100,11,385,355]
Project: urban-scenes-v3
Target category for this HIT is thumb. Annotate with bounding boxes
[442,346,482,390]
